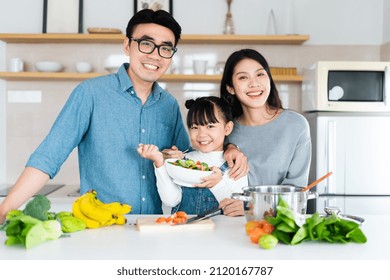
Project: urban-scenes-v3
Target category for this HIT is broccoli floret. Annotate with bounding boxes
[23,195,51,221]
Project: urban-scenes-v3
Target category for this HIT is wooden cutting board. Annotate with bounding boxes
[136,217,215,232]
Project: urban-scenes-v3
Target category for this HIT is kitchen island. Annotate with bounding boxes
[0,195,389,260]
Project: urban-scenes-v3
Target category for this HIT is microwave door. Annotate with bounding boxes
[317,114,390,196]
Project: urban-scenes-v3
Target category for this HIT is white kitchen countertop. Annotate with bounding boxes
[0,194,389,260]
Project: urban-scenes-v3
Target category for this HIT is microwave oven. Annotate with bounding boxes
[302,61,390,112]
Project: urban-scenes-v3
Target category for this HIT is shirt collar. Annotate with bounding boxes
[117,63,163,101]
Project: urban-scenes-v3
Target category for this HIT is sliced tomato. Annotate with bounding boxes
[166,213,177,223]
[172,217,187,224]
[176,211,188,219]
[156,217,167,223]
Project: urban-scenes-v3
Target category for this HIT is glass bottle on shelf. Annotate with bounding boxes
[223,0,235,35]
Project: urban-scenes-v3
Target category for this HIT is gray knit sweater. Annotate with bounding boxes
[227,110,312,187]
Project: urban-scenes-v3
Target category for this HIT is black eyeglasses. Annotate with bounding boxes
[130,37,177,59]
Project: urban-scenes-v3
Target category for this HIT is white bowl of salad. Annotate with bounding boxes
[165,158,214,187]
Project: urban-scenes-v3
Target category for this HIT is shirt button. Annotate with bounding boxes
[142,197,146,202]
[142,175,146,179]
[141,129,145,133]
[130,90,134,94]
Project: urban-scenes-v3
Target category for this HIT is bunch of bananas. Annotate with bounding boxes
[72,189,132,229]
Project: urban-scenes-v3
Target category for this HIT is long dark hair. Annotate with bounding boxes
[185,96,233,128]
[126,9,182,46]
[220,49,283,118]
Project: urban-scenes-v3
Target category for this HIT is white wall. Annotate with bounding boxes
[0,0,386,45]
[383,0,390,43]
[0,41,4,181]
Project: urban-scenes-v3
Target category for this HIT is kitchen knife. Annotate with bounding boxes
[178,207,223,225]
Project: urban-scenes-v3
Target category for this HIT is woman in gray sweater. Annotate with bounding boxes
[219,49,311,188]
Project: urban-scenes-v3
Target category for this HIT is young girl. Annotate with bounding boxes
[219,49,311,188]
[137,96,248,215]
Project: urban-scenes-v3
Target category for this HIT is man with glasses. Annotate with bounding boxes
[0,9,247,222]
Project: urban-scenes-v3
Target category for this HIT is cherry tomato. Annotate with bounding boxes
[249,227,266,244]
[262,223,275,234]
[245,220,262,235]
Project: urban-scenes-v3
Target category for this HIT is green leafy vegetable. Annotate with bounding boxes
[56,211,86,233]
[265,197,367,246]
[23,195,51,221]
[4,214,62,249]
[1,196,87,249]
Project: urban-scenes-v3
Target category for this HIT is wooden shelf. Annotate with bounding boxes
[0,72,303,83]
[181,34,309,45]
[0,33,309,45]
[0,34,307,83]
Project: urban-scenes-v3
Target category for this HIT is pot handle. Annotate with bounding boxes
[307,191,319,200]
[324,206,365,225]
[231,193,252,202]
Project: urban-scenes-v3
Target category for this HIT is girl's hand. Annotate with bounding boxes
[194,166,223,188]
[137,144,164,167]
[219,198,244,217]
[223,145,249,180]
[161,145,186,160]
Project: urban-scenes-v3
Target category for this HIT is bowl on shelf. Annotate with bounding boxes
[35,61,64,72]
[75,62,92,73]
[164,158,213,187]
[104,54,128,73]
[104,66,119,73]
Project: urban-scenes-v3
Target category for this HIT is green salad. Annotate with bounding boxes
[169,159,210,171]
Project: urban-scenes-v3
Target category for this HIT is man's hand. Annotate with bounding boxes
[223,144,249,180]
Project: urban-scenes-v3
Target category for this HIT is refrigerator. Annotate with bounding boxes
[305,112,390,216]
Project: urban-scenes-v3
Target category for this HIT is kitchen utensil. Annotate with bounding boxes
[301,171,333,192]
[136,217,215,232]
[323,206,365,225]
[232,185,318,221]
[162,148,191,159]
[181,207,223,225]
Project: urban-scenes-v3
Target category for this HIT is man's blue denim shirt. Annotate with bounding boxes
[26,63,190,214]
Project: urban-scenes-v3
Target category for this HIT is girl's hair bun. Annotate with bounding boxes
[185,99,195,109]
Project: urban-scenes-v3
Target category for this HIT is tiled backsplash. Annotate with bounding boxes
[4,43,387,185]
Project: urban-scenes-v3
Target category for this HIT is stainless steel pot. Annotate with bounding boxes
[232,185,318,221]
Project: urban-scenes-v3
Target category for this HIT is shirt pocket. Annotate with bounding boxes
[151,122,175,148]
